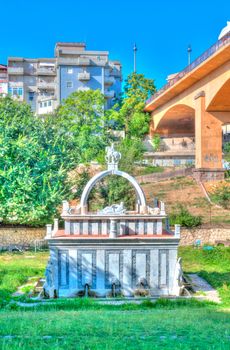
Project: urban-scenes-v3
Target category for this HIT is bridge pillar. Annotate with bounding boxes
[193,91,225,181]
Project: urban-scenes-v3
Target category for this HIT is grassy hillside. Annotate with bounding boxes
[142,176,230,225]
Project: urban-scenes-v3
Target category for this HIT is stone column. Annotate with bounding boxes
[174,224,180,238]
[46,224,53,239]
[53,218,58,234]
[109,219,117,238]
[194,91,224,180]
[62,200,69,215]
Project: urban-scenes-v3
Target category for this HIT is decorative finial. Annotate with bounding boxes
[105,144,121,171]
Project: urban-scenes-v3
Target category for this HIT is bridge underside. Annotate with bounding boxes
[154,105,195,137]
[149,77,230,181]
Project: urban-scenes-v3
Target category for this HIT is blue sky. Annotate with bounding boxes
[1,0,229,88]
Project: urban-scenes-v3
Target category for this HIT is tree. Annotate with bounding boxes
[123,72,156,102]
[0,97,76,226]
[107,72,156,138]
[55,90,110,162]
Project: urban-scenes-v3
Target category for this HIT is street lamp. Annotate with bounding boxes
[187,44,192,65]
[133,43,138,73]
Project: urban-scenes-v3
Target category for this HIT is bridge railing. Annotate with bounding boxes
[146,32,230,105]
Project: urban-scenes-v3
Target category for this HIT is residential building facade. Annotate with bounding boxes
[6,42,122,115]
[55,42,122,110]
[0,64,8,96]
[7,57,57,115]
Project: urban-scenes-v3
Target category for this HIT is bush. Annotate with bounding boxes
[169,205,202,227]
[0,97,76,226]
[152,134,161,151]
[210,184,230,209]
[224,142,230,153]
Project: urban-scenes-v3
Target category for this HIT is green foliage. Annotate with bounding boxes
[55,89,110,163]
[0,97,76,226]
[152,133,161,151]
[0,91,115,225]
[210,184,230,209]
[71,168,91,199]
[117,137,145,173]
[107,72,156,139]
[123,72,156,101]
[136,165,164,175]
[128,111,151,138]
[224,142,230,153]
[170,205,202,227]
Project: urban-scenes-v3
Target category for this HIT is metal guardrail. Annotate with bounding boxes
[146,32,230,105]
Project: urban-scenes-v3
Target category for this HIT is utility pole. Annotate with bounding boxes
[133,43,137,73]
[187,44,192,65]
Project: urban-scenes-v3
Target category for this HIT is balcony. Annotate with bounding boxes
[110,70,121,78]
[104,90,115,99]
[37,67,56,76]
[8,82,24,88]
[58,57,91,66]
[78,57,90,66]
[0,73,7,79]
[78,72,90,81]
[37,94,57,101]
[37,81,56,90]
[8,67,24,75]
[104,76,115,86]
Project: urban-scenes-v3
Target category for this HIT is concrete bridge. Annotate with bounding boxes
[145,31,230,181]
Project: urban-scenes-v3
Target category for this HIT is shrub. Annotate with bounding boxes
[210,183,230,209]
[169,205,202,227]
[152,134,161,151]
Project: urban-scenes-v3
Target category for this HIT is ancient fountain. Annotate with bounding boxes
[44,144,182,298]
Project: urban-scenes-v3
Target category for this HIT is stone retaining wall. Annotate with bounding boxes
[0,227,45,247]
[0,226,229,247]
[136,167,193,184]
[180,228,230,246]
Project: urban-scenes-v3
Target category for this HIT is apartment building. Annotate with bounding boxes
[7,42,122,115]
[7,57,57,115]
[55,42,122,110]
[0,64,8,96]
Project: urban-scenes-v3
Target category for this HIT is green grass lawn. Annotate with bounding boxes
[0,307,229,350]
[0,248,229,349]
[180,247,230,305]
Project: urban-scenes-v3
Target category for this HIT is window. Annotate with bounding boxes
[40,102,43,108]
[67,81,73,88]
[44,102,47,107]
[67,68,73,74]
[8,87,23,96]
[28,91,34,101]
[18,88,23,96]
[48,101,52,106]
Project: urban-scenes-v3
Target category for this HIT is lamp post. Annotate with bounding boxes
[133,43,137,73]
[187,44,192,65]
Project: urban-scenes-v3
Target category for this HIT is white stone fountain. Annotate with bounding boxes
[44,144,182,298]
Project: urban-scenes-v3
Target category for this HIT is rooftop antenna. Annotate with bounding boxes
[187,44,192,65]
[133,43,137,73]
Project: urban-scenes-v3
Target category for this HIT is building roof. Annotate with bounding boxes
[55,42,86,48]
[0,64,7,70]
